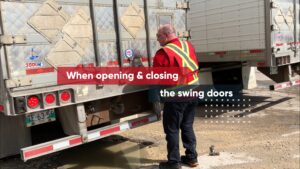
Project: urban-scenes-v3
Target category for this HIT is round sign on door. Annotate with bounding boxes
[125,49,134,58]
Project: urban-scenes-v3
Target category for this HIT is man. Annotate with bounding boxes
[153,24,199,169]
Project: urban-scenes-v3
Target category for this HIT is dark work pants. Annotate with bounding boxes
[163,101,198,163]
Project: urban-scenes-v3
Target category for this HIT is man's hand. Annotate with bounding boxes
[153,102,162,120]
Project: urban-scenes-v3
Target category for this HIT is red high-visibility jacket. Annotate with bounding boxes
[153,38,199,85]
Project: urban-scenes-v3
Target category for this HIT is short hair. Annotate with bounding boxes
[159,24,176,35]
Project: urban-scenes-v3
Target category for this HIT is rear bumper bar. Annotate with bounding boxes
[20,114,158,161]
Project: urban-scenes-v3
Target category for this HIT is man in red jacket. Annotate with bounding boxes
[153,24,199,169]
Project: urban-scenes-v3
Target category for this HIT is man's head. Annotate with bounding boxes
[156,24,177,46]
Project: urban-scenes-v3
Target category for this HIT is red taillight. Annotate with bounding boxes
[60,91,71,102]
[45,93,56,105]
[0,105,4,112]
[27,96,40,109]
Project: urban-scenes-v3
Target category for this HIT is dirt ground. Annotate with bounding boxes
[0,71,299,169]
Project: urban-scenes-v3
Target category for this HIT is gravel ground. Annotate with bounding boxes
[122,86,300,169]
[0,72,299,169]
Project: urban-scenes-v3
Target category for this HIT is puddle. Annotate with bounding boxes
[59,136,153,169]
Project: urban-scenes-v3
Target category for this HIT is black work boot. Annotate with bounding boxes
[181,156,199,167]
[159,162,181,169]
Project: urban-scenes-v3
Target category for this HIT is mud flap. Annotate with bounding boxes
[0,114,31,159]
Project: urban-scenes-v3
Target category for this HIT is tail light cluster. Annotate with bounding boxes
[60,91,71,102]
[27,95,40,109]
[0,105,4,112]
[44,93,56,105]
[14,89,73,114]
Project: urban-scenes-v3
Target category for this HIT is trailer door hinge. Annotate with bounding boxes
[176,1,189,9]
[271,25,279,31]
[178,30,190,39]
[270,2,279,8]
[0,35,27,45]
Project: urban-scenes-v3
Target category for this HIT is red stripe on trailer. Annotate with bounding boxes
[276,84,286,90]
[69,137,82,145]
[250,49,263,54]
[276,84,283,89]
[107,60,119,66]
[123,59,130,64]
[256,62,266,66]
[26,68,54,75]
[287,41,300,45]
[270,79,300,90]
[131,118,149,127]
[215,51,226,55]
[276,43,284,46]
[275,82,291,90]
[141,57,148,62]
[107,57,149,66]
[100,126,120,136]
[107,60,131,65]
[76,64,94,68]
[24,145,53,158]
[87,63,95,67]
[292,79,300,85]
